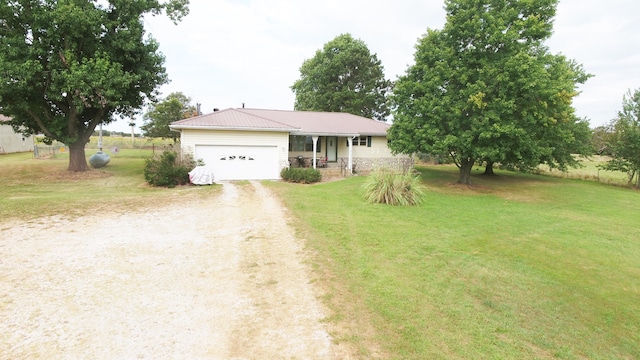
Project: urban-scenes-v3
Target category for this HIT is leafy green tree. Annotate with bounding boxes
[592,125,615,156]
[141,92,195,142]
[389,0,590,184]
[0,0,189,171]
[599,89,640,187]
[291,33,392,121]
[480,53,592,175]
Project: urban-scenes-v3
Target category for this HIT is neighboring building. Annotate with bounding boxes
[0,115,34,154]
[170,108,411,181]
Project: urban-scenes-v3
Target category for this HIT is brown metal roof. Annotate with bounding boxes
[170,108,297,132]
[170,108,390,136]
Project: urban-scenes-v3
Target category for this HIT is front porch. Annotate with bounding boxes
[287,134,384,174]
[287,155,415,177]
[285,133,413,179]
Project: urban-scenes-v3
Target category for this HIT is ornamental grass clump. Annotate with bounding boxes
[363,168,425,206]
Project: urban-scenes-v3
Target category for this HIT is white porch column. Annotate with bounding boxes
[347,136,353,173]
[312,136,319,169]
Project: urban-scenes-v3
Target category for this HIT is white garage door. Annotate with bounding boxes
[194,145,279,181]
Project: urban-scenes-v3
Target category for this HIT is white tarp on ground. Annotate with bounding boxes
[189,166,215,185]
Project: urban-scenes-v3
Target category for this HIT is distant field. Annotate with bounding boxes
[85,135,176,150]
[536,155,629,186]
[30,136,175,159]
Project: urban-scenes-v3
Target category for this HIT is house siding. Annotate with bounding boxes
[341,136,412,172]
[338,136,400,158]
[180,129,290,170]
[0,124,34,154]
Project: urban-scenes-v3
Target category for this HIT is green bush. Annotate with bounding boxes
[363,168,425,206]
[280,167,322,184]
[144,150,195,187]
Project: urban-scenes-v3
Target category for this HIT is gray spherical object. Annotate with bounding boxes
[89,151,111,168]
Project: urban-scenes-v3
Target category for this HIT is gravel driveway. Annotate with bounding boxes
[0,181,348,359]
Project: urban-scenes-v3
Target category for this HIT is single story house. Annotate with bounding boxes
[170,108,412,181]
[0,115,34,154]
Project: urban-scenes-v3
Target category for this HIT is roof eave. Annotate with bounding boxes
[289,131,360,137]
[358,132,389,136]
[289,132,388,137]
[170,125,297,132]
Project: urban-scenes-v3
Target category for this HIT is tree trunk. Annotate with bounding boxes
[68,141,89,172]
[484,161,495,176]
[458,158,474,185]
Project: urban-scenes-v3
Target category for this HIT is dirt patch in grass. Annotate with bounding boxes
[430,177,551,203]
[43,169,113,181]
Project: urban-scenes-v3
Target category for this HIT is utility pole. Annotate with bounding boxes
[98,122,103,151]
[129,121,135,145]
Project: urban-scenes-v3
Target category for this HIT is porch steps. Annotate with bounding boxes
[322,162,342,169]
[317,168,342,180]
[317,162,348,179]
[290,160,349,179]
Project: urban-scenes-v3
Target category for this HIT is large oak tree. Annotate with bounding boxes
[0,0,189,171]
[291,33,392,121]
[389,0,591,184]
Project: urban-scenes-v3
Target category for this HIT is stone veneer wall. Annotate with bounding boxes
[349,157,415,173]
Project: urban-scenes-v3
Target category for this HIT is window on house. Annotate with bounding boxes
[289,135,321,152]
[347,136,371,147]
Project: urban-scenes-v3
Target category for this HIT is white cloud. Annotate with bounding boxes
[108,0,640,132]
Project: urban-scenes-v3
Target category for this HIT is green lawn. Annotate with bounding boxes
[268,165,640,359]
[0,149,218,221]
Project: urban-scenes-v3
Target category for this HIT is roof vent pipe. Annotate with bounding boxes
[242,102,245,108]
[213,108,219,112]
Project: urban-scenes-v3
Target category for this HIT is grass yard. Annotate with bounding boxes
[0,149,218,222]
[268,165,640,359]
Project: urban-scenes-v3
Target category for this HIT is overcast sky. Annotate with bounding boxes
[107,0,640,133]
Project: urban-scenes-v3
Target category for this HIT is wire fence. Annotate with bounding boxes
[32,136,177,159]
[87,136,176,150]
[33,141,69,158]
